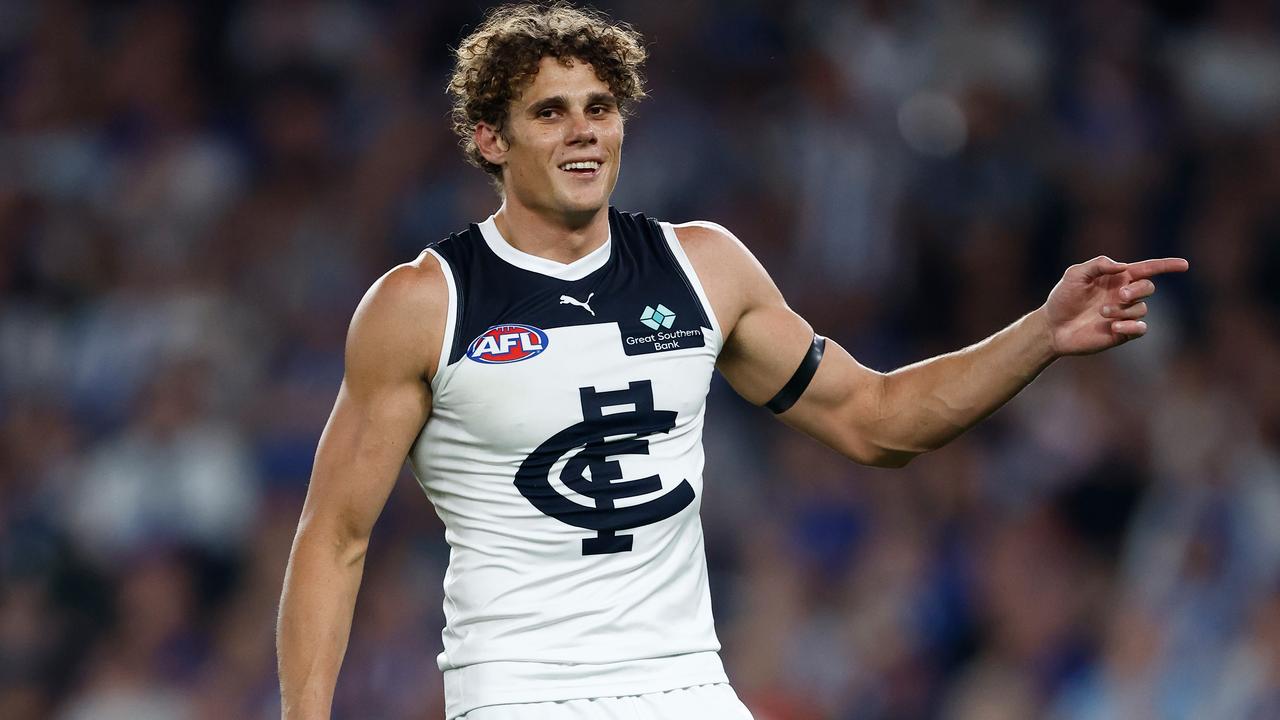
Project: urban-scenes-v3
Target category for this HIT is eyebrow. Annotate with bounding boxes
[527,92,619,114]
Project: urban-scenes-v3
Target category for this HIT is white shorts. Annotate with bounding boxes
[456,683,754,720]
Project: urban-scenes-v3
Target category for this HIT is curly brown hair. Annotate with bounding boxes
[447,2,647,181]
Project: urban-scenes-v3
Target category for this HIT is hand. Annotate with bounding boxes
[1042,255,1189,356]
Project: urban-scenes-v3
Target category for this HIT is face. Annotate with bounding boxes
[479,57,624,225]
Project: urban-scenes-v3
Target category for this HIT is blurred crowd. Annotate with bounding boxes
[1,0,1279,718]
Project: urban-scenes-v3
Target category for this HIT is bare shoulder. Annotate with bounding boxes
[672,220,780,338]
[671,220,750,265]
[347,250,449,383]
[364,250,448,312]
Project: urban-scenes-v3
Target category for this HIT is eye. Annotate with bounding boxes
[537,107,558,119]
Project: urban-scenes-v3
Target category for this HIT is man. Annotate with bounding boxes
[277,4,1188,719]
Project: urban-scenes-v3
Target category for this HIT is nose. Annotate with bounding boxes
[566,111,596,145]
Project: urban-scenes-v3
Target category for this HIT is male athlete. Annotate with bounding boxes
[277,4,1188,719]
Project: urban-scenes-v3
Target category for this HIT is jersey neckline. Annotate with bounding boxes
[477,211,612,281]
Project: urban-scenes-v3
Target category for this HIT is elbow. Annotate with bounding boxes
[819,373,935,469]
[854,444,921,469]
[854,374,915,468]
[871,448,919,468]
[854,374,940,468]
[292,516,371,569]
[838,432,923,468]
[327,529,371,569]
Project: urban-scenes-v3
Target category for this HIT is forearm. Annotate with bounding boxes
[277,528,369,720]
[873,307,1057,459]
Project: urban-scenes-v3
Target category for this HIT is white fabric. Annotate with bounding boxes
[476,212,612,280]
[457,682,754,720]
[411,220,727,718]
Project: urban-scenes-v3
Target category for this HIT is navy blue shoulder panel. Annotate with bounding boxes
[429,207,713,366]
[424,226,476,365]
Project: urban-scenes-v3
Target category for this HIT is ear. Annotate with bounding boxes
[474,122,509,166]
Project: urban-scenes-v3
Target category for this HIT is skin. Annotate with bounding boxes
[477,57,623,263]
[276,55,1189,718]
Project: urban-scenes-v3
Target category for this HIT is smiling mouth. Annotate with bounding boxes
[559,160,603,177]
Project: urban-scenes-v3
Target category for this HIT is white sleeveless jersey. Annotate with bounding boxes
[410,208,728,718]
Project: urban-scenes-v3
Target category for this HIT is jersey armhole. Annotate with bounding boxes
[660,221,725,346]
[424,248,459,392]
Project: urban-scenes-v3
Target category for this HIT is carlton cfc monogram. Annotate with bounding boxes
[515,380,696,555]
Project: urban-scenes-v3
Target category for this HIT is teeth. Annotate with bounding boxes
[560,161,601,171]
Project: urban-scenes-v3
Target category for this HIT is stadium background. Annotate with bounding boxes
[2,0,1278,718]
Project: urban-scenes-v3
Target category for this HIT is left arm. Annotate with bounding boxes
[678,223,1187,467]
[832,253,1191,465]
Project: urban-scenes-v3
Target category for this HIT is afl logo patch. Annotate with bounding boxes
[467,324,548,364]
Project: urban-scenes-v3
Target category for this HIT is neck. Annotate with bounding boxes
[492,200,610,265]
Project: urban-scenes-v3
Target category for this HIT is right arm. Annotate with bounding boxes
[277,254,446,719]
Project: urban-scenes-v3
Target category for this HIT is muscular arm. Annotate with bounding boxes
[678,223,1186,468]
[791,309,1056,467]
[277,256,445,719]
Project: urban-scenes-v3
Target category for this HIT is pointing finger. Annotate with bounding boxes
[1125,257,1189,279]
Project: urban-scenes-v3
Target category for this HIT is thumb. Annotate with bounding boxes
[1076,255,1128,281]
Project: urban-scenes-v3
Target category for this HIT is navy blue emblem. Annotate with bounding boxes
[515,380,695,555]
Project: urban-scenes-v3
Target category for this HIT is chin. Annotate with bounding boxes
[557,192,609,217]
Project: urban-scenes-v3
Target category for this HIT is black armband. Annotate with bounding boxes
[765,334,826,414]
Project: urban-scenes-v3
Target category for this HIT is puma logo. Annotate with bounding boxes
[559,292,595,317]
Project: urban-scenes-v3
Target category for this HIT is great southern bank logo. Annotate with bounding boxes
[467,324,548,364]
[640,304,676,331]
